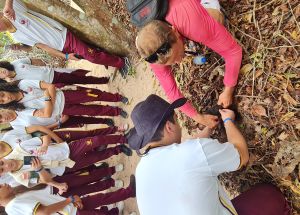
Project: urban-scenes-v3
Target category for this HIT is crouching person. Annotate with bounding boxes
[127,94,291,215]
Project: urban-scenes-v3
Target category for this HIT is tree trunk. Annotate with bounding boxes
[23,0,137,57]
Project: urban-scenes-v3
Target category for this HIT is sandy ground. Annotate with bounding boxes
[67,59,191,215]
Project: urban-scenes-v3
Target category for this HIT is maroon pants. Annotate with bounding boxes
[76,207,118,215]
[63,31,124,68]
[55,126,118,142]
[62,89,122,117]
[232,183,291,215]
[60,116,112,128]
[53,69,109,85]
[66,134,126,172]
[53,166,116,196]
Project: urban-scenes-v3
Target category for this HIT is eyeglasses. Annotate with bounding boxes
[144,42,171,63]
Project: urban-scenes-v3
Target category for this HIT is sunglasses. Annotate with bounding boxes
[144,42,171,63]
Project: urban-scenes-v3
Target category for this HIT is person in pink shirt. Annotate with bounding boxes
[135,0,242,128]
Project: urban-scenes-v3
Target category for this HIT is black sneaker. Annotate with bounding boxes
[121,96,129,105]
[128,174,136,197]
[120,109,128,119]
[119,57,131,79]
[120,144,132,156]
[105,118,115,127]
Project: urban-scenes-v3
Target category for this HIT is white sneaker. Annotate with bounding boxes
[115,180,124,188]
[129,212,137,215]
[107,204,115,210]
[116,201,124,215]
[115,164,124,172]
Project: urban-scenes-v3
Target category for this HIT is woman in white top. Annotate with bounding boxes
[0,183,125,215]
[0,58,110,85]
[0,80,128,128]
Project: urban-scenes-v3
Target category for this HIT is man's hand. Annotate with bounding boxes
[31,157,42,170]
[3,6,16,20]
[193,114,219,128]
[219,109,235,121]
[218,87,234,108]
[57,182,68,195]
[68,53,80,61]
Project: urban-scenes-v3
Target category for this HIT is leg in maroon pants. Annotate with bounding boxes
[60,116,113,128]
[67,145,123,173]
[54,126,118,141]
[80,186,134,207]
[63,89,122,103]
[52,71,109,85]
[54,166,116,188]
[77,207,118,215]
[63,104,121,117]
[62,178,115,197]
[63,31,124,68]
[231,183,291,215]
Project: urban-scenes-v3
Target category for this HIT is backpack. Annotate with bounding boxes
[127,0,169,27]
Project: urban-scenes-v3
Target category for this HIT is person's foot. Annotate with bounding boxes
[115,180,124,188]
[121,96,129,105]
[119,145,132,156]
[105,118,115,127]
[120,109,128,119]
[94,162,109,169]
[129,212,137,215]
[95,144,108,152]
[117,124,129,132]
[119,57,131,79]
[115,164,124,172]
[116,201,124,215]
[128,174,136,197]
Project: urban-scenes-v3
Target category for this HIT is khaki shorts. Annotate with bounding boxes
[201,0,221,11]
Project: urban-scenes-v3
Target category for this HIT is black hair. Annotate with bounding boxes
[0,61,14,72]
[149,110,176,142]
[0,81,25,111]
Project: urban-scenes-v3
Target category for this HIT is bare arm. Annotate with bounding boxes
[220,109,249,167]
[46,115,69,130]
[30,58,46,66]
[36,198,72,215]
[36,43,66,59]
[40,81,56,106]
[26,125,63,143]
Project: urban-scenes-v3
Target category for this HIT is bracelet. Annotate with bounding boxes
[44,97,51,101]
[69,195,75,203]
[65,53,69,60]
[223,118,234,124]
[35,167,44,173]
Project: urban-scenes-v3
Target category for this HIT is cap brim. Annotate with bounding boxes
[127,128,145,150]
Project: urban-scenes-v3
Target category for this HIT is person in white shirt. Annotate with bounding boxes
[0,80,129,128]
[0,183,126,215]
[127,94,291,215]
[1,0,131,78]
[0,58,110,85]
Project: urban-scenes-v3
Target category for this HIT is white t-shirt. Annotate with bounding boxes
[11,58,75,83]
[5,189,77,215]
[11,0,67,51]
[136,138,240,215]
[10,109,59,128]
[1,126,32,149]
[18,79,65,117]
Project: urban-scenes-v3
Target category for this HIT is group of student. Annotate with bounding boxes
[0,0,138,214]
[0,0,294,214]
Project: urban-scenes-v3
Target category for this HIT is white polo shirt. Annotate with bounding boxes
[11,0,67,51]
[11,58,75,83]
[10,109,59,128]
[136,138,240,215]
[1,126,31,149]
[5,189,77,215]
[18,79,65,117]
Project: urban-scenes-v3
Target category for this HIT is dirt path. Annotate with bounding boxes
[67,59,190,214]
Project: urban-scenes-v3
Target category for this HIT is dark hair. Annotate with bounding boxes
[149,110,176,142]
[0,81,25,111]
[0,61,14,72]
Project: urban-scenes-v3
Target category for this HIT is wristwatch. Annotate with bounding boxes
[44,97,52,101]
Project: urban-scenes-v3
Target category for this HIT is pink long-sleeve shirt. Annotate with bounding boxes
[151,0,242,118]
